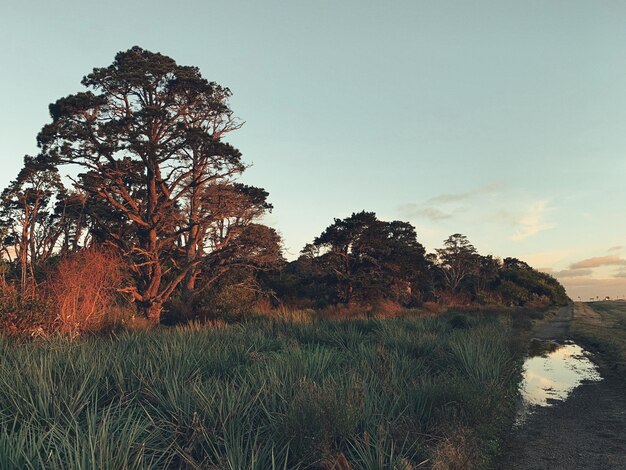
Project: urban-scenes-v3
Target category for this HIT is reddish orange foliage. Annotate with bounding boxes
[47,248,125,334]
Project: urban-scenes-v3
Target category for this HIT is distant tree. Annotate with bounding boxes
[268,243,336,309]
[435,234,479,292]
[377,220,431,303]
[38,46,272,322]
[499,257,568,306]
[501,257,531,271]
[312,211,381,304]
[308,211,429,305]
[0,156,63,293]
[473,254,501,297]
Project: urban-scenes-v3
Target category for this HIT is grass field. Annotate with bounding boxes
[572,301,626,373]
[0,313,524,469]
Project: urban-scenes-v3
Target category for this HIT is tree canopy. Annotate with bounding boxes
[280,212,431,307]
[37,46,277,322]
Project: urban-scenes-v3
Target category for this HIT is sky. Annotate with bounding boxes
[1,1,626,299]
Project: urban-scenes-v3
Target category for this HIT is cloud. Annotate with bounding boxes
[614,270,626,278]
[608,246,623,253]
[426,183,500,205]
[399,183,499,221]
[511,201,556,241]
[398,204,451,220]
[553,268,593,278]
[570,255,626,269]
[560,275,626,290]
[414,208,452,220]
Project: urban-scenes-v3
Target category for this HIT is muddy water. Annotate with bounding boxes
[516,341,602,424]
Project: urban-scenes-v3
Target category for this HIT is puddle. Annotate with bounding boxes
[516,340,602,425]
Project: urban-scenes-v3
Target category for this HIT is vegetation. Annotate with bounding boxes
[571,301,626,374]
[0,313,522,469]
[271,215,568,312]
[293,211,431,308]
[35,46,282,322]
[0,47,567,330]
[0,45,571,469]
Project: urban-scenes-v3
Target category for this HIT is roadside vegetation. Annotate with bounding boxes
[0,312,526,469]
[572,301,626,374]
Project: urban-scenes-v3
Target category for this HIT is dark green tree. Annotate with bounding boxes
[311,211,379,304]
[473,254,501,298]
[499,257,568,306]
[308,211,430,306]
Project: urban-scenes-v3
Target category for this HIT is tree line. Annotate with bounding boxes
[0,47,568,330]
[270,212,567,311]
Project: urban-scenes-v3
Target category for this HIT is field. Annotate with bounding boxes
[572,301,626,373]
[0,312,525,469]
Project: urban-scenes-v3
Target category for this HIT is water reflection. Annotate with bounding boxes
[517,341,601,424]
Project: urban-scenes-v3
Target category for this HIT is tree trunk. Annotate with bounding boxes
[185,270,197,291]
[20,250,27,295]
[144,301,163,325]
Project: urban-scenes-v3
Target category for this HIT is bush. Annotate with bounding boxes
[0,285,55,336]
[46,248,128,334]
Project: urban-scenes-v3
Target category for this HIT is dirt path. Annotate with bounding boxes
[496,303,626,469]
[531,304,572,340]
[573,301,602,324]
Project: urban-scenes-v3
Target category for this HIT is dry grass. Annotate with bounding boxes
[431,428,483,470]
[437,292,472,308]
[254,301,440,324]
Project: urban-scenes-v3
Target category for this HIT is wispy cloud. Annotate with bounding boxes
[511,201,555,241]
[553,268,593,278]
[608,246,623,253]
[397,204,451,221]
[570,255,626,269]
[415,207,451,221]
[426,183,500,205]
[399,183,499,221]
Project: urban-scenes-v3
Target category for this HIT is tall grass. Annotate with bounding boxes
[0,313,522,468]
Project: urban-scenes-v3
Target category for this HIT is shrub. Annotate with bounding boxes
[46,248,127,334]
[0,285,55,336]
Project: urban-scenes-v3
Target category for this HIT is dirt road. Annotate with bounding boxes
[531,304,572,340]
[496,303,626,469]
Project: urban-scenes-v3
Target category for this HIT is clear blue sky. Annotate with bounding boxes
[2,1,626,298]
